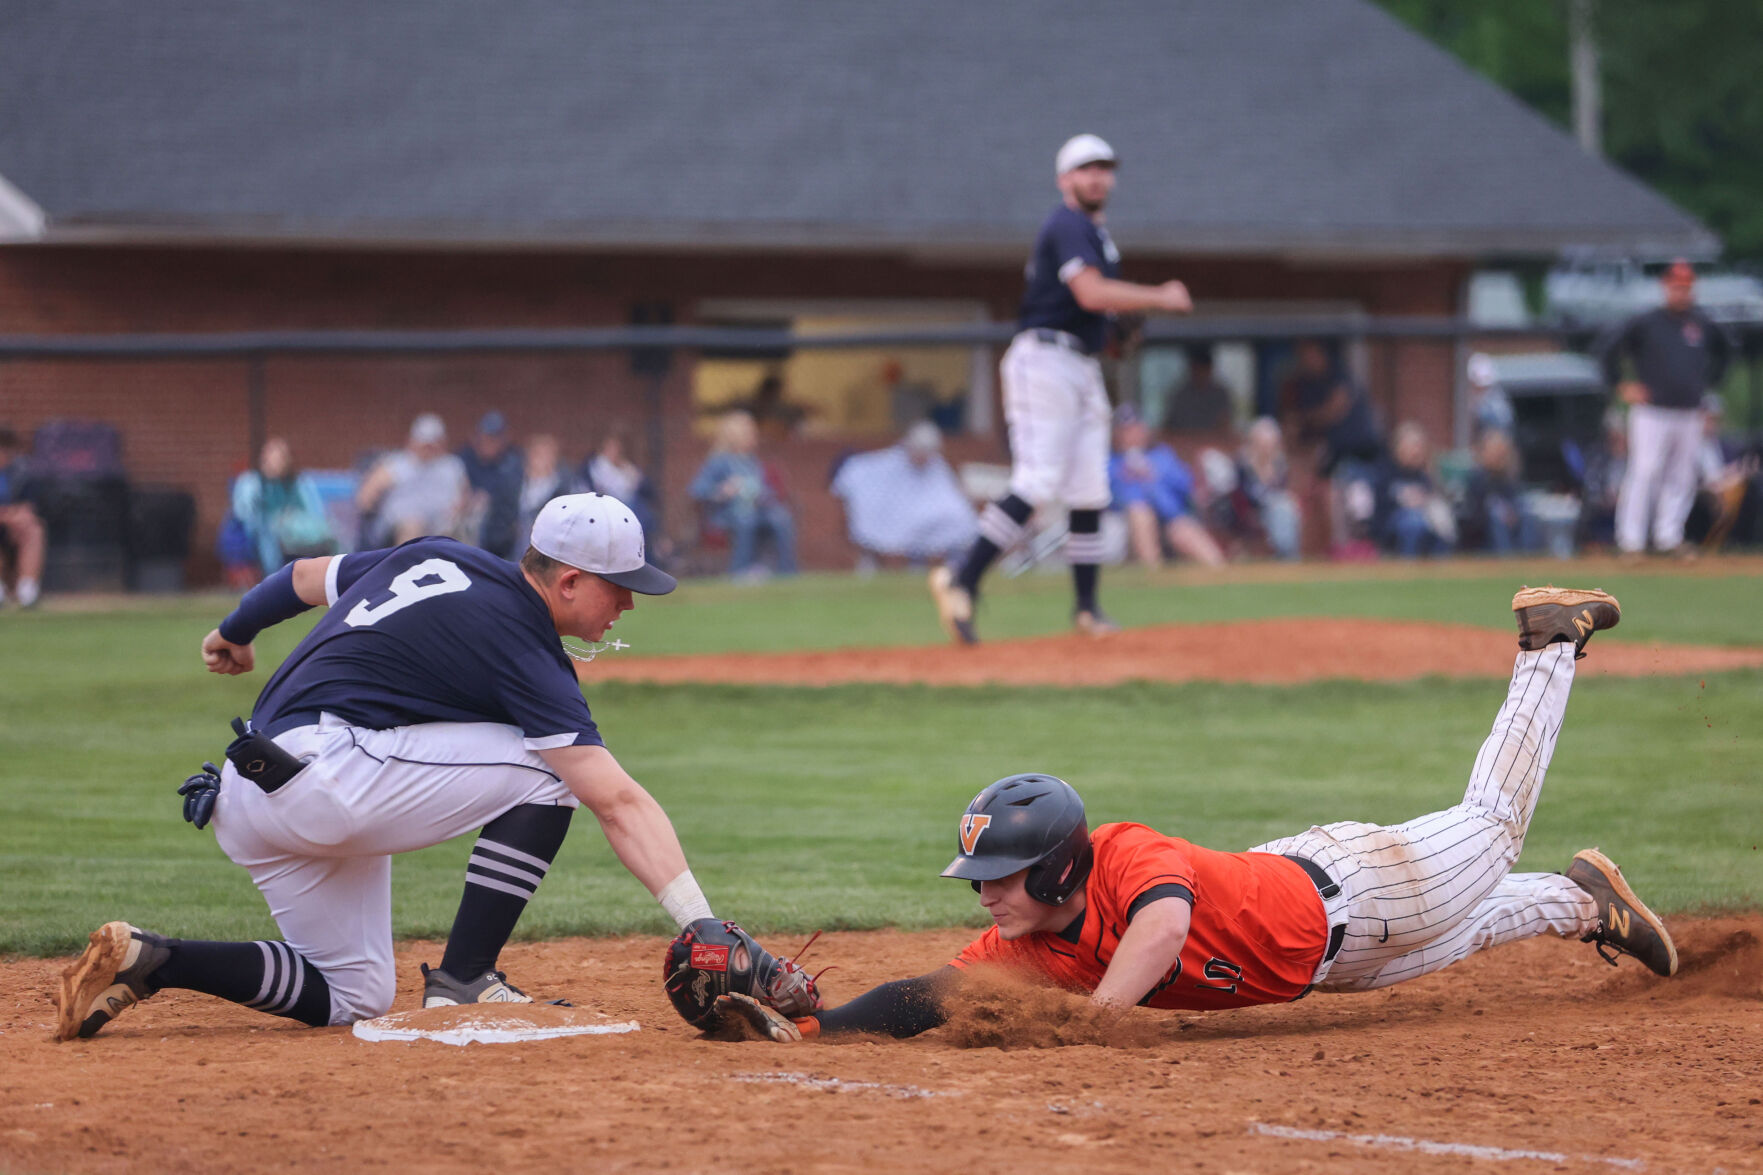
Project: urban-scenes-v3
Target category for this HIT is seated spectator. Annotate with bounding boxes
[1377,421,1455,558]
[830,421,978,569]
[0,426,45,608]
[1688,393,1761,550]
[689,410,798,580]
[583,429,668,563]
[1108,407,1224,568]
[738,372,811,440]
[1163,345,1234,433]
[457,411,524,557]
[355,414,471,546]
[1234,417,1302,560]
[513,434,576,558]
[1280,339,1386,557]
[230,436,337,575]
[1458,429,1536,556]
[1466,352,1515,442]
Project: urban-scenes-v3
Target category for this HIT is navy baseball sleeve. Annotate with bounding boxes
[1049,214,1105,285]
[491,643,604,751]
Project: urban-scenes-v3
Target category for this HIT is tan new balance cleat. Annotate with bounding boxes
[1073,609,1121,637]
[54,921,170,1041]
[1566,849,1678,977]
[928,565,978,645]
[1512,586,1620,659]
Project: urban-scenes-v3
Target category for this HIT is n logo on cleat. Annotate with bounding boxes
[959,814,992,854]
[1573,611,1595,636]
[1607,905,1631,938]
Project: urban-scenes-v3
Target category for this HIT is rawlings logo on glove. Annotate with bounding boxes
[662,919,823,1029]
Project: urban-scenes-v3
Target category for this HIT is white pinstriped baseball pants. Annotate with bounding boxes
[1000,333,1112,511]
[212,714,578,1024]
[1252,643,1598,991]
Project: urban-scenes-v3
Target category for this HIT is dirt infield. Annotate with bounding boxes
[4,918,1760,1173]
[584,618,1763,687]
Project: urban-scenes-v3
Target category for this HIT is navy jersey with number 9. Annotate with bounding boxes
[251,537,601,750]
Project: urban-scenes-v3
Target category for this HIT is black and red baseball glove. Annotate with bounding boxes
[661,919,822,1029]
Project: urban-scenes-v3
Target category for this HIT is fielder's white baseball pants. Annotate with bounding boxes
[1252,643,1598,991]
[211,714,578,1024]
[1617,403,1704,553]
[1000,333,1112,511]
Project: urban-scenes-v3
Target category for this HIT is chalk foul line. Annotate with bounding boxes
[1249,1123,1646,1170]
[733,1071,958,1100]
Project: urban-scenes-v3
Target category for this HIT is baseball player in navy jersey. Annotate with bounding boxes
[931,134,1193,643]
[714,587,1678,1042]
[54,493,727,1040]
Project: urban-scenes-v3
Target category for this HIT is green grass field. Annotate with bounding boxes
[3,563,1760,956]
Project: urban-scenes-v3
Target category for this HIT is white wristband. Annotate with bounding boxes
[657,869,713,930]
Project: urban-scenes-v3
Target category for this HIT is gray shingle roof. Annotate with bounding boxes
[0,0,1716,256]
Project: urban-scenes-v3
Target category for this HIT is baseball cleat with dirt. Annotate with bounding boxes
[1512,586,1619,659]
[1566,849,1677,977]
[928,565,978,645]
[54,921,170,1041]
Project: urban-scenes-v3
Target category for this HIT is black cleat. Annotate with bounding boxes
[421,963,571,1008]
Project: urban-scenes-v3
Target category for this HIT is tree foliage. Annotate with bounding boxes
[1376,0,1763,261]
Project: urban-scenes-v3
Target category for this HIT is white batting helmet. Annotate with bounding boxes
[1056,134,1117,177]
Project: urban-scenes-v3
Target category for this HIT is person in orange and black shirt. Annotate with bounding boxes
[716,587,1680,1043]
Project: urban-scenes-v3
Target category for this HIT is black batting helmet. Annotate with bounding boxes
[939,774,1093,906]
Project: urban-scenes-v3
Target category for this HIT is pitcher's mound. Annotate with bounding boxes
[352,1003,640,1046]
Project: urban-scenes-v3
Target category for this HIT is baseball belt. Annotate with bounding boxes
[1284,854,1347,964]
[1027,328,1094,356]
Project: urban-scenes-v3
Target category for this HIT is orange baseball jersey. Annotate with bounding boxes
[950,822,1329,1010]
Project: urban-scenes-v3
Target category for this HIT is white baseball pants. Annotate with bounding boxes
[211,714,578,1024]
[1000,333,1112,511]
[1617,403,1704,553]
[1252,643,1598,991]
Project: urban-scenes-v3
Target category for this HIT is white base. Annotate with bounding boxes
[351,1015,640,1046]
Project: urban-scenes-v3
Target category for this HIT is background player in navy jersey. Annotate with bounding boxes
[54,493,727,1039]
[931,133,1194,643]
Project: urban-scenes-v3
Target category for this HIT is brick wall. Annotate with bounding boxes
[0,245,1466,582]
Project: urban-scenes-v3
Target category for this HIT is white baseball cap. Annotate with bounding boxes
[530,492,676,595]
[409,413,446,445]
[1056,133,1117,176]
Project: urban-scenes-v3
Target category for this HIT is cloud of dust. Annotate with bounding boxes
[935,967,1173,1049]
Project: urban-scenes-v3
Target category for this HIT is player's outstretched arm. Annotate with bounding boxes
[200,555,338,675]
[1089,896,1191,1009]
[540,743,706,919]
[718,968,958,1042]
[1068,267,1192,316]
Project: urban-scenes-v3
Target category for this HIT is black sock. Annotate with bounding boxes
[959,494,1035,593]
[956,538,1000,594]
[1068,508,1102,613]
[439,802,574,981]
[151,939,333,1027]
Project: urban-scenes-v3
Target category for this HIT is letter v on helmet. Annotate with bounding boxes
[959,813,992,854]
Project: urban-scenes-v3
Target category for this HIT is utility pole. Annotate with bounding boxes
[1570,0,1602,155]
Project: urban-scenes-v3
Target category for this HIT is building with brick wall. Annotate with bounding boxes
[0,1,1712,582]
